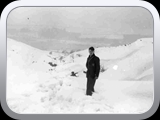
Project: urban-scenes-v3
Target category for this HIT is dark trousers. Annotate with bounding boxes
[86,76,96,96]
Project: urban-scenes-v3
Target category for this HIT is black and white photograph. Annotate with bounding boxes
[7,7,154,114]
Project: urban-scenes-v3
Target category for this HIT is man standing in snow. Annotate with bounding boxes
[86,47,100,96]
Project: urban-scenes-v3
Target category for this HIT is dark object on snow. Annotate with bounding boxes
[86,50,100,96]
[32,61,37,63]
[71,71,78,77]
[77,54,82,57]
[49,51,52,55]
[100,65,106,73]
[48,62,57,67]
[49,69,53,71]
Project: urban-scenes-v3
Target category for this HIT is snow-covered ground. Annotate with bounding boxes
[7,38,154,114]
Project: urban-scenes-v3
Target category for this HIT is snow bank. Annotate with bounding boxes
[7,38,154,114]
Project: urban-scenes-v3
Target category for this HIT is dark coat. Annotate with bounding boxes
[86,54,100,79]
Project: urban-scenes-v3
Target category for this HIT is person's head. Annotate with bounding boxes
[88,47,95,56]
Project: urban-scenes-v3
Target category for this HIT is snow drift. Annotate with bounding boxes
[7,38,154,114]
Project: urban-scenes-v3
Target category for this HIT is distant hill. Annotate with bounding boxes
[7,26,152,51]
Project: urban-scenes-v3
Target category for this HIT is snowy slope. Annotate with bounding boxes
[7,38,154,114]
[7,38,63,98]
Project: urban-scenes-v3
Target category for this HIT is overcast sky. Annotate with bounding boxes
[7,7,153,35]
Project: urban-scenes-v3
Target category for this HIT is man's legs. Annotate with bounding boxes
[92,78,96,92]
[86,76,93,96]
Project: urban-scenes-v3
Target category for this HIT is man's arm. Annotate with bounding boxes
[86,58,88,69]
[95,57,100,78]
